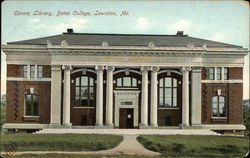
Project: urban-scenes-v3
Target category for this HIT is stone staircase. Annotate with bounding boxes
[35,129,221,135]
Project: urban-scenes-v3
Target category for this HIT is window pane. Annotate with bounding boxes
[159,79,163,87]
[165,88,172,98]
[75,87,80,98]
[22,65,27,78]
[75,78,80,86]
[81,87,88,97]
[172,97,177,107]
[89,87,94,96]
[123,77,131,86]
[209,68,214,80]
[81,76,88,86]
[217,68,221,80]
[173,79,177,87]
[219,106,225,117]
[165,98,171,106]
[160,88,164,97]
[117,78,122,86]
[25,94,38,116]
[132,78,137,87]
[30,65,35,78]
[224,68,228,80]
[37,66,43,78]
[89,78,94,86]
[173,88,177,97]
[159,98,164,107]
[165,78,171,87]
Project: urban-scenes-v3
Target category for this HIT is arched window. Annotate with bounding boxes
[212,96,226,117]
[25,93,39,116]
[116,77,138,87]
[159,77,177,107]
[75,76,95,106]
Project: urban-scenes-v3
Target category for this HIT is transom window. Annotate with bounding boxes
[22,65,28,78]
[217,68,221,80]
[75,76,95,106]
[159,77,177,107]
[37,65,43,78]
[224,68,228,80]
[25,93,39,116]
[30,65,35,78]
[212,96,226,117]
[116,77,138,87]
[209,68,215,80]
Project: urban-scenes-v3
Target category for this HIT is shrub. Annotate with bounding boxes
[171,143,185,152]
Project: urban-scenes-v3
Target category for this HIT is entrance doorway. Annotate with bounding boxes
[119,108,134,128]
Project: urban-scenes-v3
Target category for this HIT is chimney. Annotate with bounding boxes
[176,31,184,36]
[67,28,74,33]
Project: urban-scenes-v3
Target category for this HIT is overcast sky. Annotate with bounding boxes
[1,0,249,99]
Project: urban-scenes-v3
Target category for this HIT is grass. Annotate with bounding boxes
[137,135,249,157]
[1,133,123,151]
[0,104,6,129]
[1,154,167,158]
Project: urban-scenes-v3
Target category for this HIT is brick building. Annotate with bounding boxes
[2,29,248,132]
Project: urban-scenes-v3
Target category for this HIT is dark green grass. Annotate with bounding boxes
[137,135,249,157]
[1,133,123,151]
[1,154,166,158]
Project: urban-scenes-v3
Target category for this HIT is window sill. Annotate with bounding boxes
[158,107,179,110]
[23,116,39,121]
[73,106,95,109]
[212,117,227,119]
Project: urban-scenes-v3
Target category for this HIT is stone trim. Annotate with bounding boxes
[3,123,49,129]
[7,77,51,81]
[201,80,243,83]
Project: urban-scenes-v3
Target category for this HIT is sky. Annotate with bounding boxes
[1,0,249,99]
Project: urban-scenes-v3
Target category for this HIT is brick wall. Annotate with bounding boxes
[201,83,243,124]
[6,81,51,124]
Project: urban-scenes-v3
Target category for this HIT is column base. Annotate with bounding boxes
[48,123,62,128]
[179,123,190,129]
[62,123,72,128]
[191,124,202,129]
[139,124,148,129]
[95,123,104,128]
[149,123,158,128]
[105,123,114,128]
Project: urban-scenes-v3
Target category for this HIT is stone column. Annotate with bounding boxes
[49,65,62,128]
[181,67,191,127]
[191,68,202,126]
[62,65,72,128]
[140,66,149,127]
[150,66,159,127]
[106,66,114,127]
[95,65,104,127]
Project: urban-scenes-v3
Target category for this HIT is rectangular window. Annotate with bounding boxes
[30,65,35,78]
[209,68,214,80]
[37,65,43,78]
[217,68,221,80]
[224,68,228,80]
[22,65,28,78]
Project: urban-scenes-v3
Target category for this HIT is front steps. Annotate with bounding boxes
[36,129,221,135]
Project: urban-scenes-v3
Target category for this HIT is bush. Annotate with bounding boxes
[171,143,185,152]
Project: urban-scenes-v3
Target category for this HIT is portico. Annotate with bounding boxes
[49,63,199,129]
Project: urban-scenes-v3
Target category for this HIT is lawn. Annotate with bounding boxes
[1,133,123,152]
[2,154,166,158]
[137,135,249,157]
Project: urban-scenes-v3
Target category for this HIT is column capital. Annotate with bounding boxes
[95,65,105,71]
[51,65,62,71]
[140,66,150,72]
[62,65,72,70]
[151,66,160,72]
[106,66,115,71]
[181,66,192,73]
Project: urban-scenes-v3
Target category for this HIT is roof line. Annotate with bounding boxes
[62,32,189,37]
